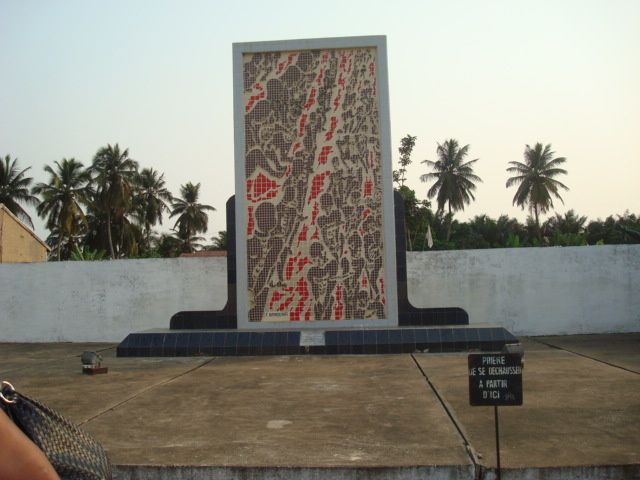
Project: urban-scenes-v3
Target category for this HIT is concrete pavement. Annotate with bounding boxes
[1,334,638,480]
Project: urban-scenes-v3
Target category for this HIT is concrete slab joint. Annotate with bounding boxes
[2,336,638,480]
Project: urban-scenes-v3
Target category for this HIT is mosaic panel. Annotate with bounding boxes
[243,47,386,322]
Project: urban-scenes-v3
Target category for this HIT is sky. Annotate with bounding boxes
[1,0,639,240]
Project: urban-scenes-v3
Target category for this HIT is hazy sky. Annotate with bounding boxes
[2,0,638,240]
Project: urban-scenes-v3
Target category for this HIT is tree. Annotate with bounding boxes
[544,209,587,236]
[90,144,139,258]
[178,234,205,254]
[420,139,482,241]
[495,214,526,248]
[617,222,640,242]
[82,205,141,258]
[585,212,640,245]
[208,230,228,251]
[0,154,38,228]
[133,168,173,251]
[70,245,107,261]
[154,233,183,258]
[506,143,568,241]
[32,158,91,260]
[394,134,417,187]
[395,185,436,251]
[170,182,215,253]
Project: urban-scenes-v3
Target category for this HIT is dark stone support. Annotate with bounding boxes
[169,196,237,330]
[393,191,469,326]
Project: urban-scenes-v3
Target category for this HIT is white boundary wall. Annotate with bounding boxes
[1,258,226,342]
[408,245,639,335]
[1,245,638,342]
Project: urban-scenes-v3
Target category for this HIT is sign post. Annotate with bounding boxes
[469,353,523,480]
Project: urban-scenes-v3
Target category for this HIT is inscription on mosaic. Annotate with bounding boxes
[243,47,386,322]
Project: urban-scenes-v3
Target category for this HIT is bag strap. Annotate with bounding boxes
[1,381,17,405]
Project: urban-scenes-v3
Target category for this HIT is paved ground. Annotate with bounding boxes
[1,334,639,480]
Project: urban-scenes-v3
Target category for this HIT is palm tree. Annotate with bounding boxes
[170,182,215,253]
[133,168,173,250]
[0,155,38,228]
[495,214,526,247]
[178,234,205,254]
[506,143,568,241]
[82,202,112,255]
[90,144,139,258]
[208,230,228,250]
[544,209,587,236]
[420,139,482,241]
[154,233,182,258]
[32,158,91,260]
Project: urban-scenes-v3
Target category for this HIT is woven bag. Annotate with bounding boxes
[1,381,112,480]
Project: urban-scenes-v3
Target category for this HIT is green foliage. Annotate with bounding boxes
[153,233,183,258]
[506,234,520,248]
[543,209,588,246]
[618,223,640,241]
[393,134,417,187]
[585,212,640,245]
[20,144,215,260]
[0,154,38,228]
[549,232,588,247]
[208,230,228,251]
[70,245,107,261]
[395,185,438,250]
[9,133,638,260]
[400,209,639,251]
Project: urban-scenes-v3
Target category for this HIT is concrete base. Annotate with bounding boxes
[112,464,475,480]
[110,464,640,480]
[2,334,638,480]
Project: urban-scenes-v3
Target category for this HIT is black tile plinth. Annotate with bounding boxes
[116,326,518,357]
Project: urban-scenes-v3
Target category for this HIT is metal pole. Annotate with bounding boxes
[494,405,501,480]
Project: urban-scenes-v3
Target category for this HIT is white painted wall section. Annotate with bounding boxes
[1,245,638,341]
[408,245,639,335]
[1,258,226,342]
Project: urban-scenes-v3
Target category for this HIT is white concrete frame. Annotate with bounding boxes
[232,36,398,330]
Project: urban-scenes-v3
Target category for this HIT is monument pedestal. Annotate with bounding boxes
[117,325,518,357]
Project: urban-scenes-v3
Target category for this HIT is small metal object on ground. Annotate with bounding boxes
[83,366,108,375]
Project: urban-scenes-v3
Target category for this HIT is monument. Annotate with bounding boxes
[117,36,517,356]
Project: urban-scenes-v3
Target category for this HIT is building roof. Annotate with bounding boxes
[179,250,227,258]
[0,203,51,251]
